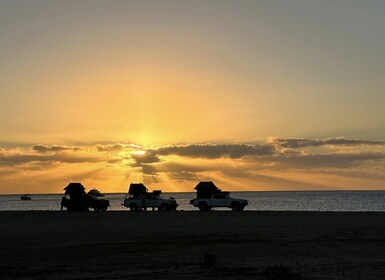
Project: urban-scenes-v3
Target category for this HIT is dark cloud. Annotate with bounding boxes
[97,144,125,152]
[271,137,385,148]
[33,145,80,153]
[131,154,161,166]
[0,153,103,166]
[263,153,385,169]
[128,143,276,169]
[96,143,141,152]
[149,144,275,159]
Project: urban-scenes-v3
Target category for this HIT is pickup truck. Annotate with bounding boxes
[61,182,110,211]
[123,192,178,211]
[190,193,248,211]
[61,194,110,211]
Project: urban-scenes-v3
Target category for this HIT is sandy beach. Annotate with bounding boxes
[1,211,385,279]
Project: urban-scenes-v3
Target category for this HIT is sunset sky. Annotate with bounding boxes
[1,0,385,194]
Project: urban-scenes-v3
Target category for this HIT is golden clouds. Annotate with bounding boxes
[0,138,385,194]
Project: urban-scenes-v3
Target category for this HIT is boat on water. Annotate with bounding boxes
[87,188,104,197]
[20,194,31,200]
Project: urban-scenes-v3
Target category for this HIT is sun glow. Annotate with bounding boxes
[133,150,146,155]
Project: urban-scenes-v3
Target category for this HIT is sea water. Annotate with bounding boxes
[1,191,385,211]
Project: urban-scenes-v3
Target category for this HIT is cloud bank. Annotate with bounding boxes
[33,145,81,153]
[0,137,384,193]
[149,144,276,159]
[270,137,385,148]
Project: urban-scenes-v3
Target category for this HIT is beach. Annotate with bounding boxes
[2,211,385,279]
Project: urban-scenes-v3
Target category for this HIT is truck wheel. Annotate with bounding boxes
[198,202,209,211]
[159,203,169,211]
[231,202,243,211]
[130,203,138,211]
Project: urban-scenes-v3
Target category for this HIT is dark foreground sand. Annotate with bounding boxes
[2,211,385,279]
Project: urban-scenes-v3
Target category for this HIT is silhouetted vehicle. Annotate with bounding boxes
[20,194,31,200]
[190,181,248,211]
[123,183,178,211]
[61,183,110,211]
[87,188,104,197]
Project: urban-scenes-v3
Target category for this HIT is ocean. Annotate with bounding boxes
[2,191,385,211]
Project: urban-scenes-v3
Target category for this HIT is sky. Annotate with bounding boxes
[1,0,385,194]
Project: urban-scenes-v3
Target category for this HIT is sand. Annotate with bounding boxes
[1,211,385,279]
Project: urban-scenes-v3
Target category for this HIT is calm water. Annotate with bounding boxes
[2,191,385,211]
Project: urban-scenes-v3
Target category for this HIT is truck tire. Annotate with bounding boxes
[130,203,138,211]
[198,202,209,211]
[159,203,169,211]
[231,202,244,211]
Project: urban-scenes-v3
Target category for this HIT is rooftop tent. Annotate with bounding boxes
[64,182,86,197]
[194,182,223,198]
[194,181,221,193]
[129,183,148,195]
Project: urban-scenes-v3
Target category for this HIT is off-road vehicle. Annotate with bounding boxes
[123,183,178,211]
[189,181,248,211]
[61,182,110,211]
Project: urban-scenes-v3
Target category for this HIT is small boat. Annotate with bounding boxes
[87,188,104,197]
[20,194,31,200]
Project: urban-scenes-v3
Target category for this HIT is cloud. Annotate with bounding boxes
[96,143,142,152]
[130,153,161,166]
[270,137,385,148]
[128,143,276,169]
[149,144,276,159]
[0,138,385,193]
[33,145,80,153]
[261,152,385,169]
[0,152,103,166]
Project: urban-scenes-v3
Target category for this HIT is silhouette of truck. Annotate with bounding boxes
[189,181,248,211]
[123,183,178,211]
[61,183,110,211]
